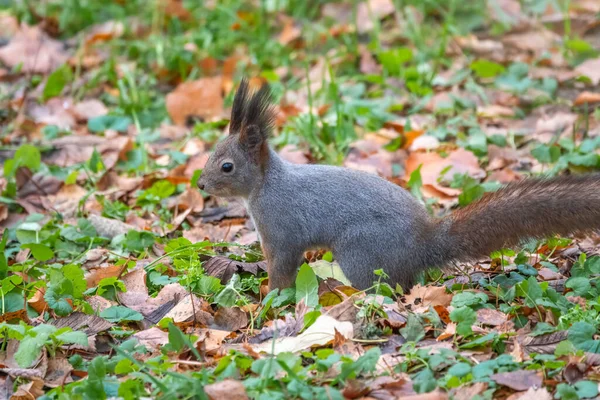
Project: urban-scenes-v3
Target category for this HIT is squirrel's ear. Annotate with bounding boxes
[239,124,269,165]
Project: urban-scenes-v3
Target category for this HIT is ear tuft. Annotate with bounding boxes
[229,78,275,139]
[229,78,275,166]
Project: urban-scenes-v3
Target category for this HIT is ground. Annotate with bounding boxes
[1,1,600,399]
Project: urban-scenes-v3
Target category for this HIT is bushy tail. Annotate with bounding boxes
[439,174,600,262]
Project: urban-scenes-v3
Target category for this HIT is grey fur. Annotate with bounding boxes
[198,82,600,291]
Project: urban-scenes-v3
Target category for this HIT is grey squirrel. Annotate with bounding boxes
[197,79,600,291]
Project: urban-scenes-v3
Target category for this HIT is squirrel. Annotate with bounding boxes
[197,79,600,291]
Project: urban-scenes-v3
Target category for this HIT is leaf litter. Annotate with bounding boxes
[1,1,600,399]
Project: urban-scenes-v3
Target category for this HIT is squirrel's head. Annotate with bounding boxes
[197,79,275,197]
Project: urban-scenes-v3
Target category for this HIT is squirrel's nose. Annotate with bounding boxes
[198,182,205,190]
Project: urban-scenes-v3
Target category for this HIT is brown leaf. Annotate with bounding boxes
[16,169,63,198]
[166,76,224,125]
[204,256,267,283]
[44,355,73,388]
[404,148,485,198]
[397,390,449,400]
[214,307,249,331]
[490,370,542,391]
[0,24,68,74]
[183,223,244,243]
[172,187,204,213]
[575,57,600,85]
[27,288,47,314]
[574,91,600,106]
[71,99,108,121]
[278,15,301,46]
[437,322,456,341]
[404,284,452,308]
[133,327,169,350]
[476,308,508,326]
[356,0,395,33]
[507,387,552,400]
[52,312,113,336]
[249,301,307,343]
[88,214,137,239]
[204,379,249,400]
[11,378,44,400]
[452,382,488,400]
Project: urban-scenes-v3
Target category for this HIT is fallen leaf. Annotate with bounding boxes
[213,307,248,331]
[574,91,600,106]
[490,370,542,391]
[476,308,508,326]
[204,379,249,400]
[452,382,488,400]
[404,148,485,197]
[72,99,108,121]
[507,387,552,400]
[575,57,600,85]
[203,256,266,283]
[133,327,170,350]
[166,76,224,125]
[437,322,457,341]
[44,355,73,388]
[252,315,353,354]
[404,284,452,307]
[356,0,395,33]
[0,24,68,74]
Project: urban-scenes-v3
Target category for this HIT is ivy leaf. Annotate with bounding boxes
[450,306,477,337]
[88,115,132,133]
[451,292,488,308]
[44,281,74,316]
[565,277,592,298]
[470,59,505,78]
[568,322,600,353]
[124,230,156,253]
[100,306,143,323]
[295,263,318,308]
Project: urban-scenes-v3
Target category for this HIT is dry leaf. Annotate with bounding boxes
[574,91,600,106]
[437,322,457,341]
[214,307,249,331]
[0,24,68,73]
[204,379,249,400]
[166,76,224,125]
[452,382,488,400]
[253,315,353,354]
[476,308,508,326]
[508,387,552,400]
[404,284,452,307]
[491,370,542,391]
[133,327,170,350]
[356,0,395,33]
[404,148,485,198]
[575,57,600,85]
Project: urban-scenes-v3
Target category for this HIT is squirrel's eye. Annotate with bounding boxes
[221,162,234,173]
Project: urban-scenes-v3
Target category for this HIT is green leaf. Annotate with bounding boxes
[15,325,56,368]
[575,380,599,398]
[44,282,73,316]
[450,306,477,337]
[531,144,560,164]
[470,59,505,79]
[43,64,72,101]
[413,368,436,393]
[55,330,89,346]
[88,115,132,133]
[399,313,425,342]
[378,47,413,76]
[407,164,424,202]
[0,230,9,280]
[295,263,318,308]
[88,148,105,173]
[63,264,86,299]
[196,275,222,296]
[448,362,471,378]
[167,322,202,360]
[568,322,600,353]
[451,291,488,307]
[214,274,240,307]
[566,277,592,297]
[21,243,54,261]
[5,144,41,177]
[100,306,143,323]
[124,230,156,253]
[555,383,579,400]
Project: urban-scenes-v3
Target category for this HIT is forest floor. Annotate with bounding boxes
[1,1,600,399]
